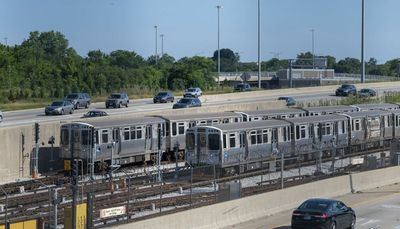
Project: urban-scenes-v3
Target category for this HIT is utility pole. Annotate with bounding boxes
[33,123,40,178]
[361,0,365,83]
[217,5,222,88]
[311,29,315,69]
[154,25,158,65]
[258,0,261,89]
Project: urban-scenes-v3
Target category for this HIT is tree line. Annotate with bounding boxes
[0,31,398,103]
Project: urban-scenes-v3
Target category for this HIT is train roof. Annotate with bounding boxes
[236,108,305,116]
[342,110,392,118]
[203,119,290,132]
[63,116,164,128]
[286,114,347,124]
[351,103,400,111]
[156,112,242,121]
[301,105,356,113]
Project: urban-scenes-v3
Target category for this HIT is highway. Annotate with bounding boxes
[223,182,400,229]
[1,82,400,127]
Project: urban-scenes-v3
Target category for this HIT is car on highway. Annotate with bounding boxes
[278,96,296,106]
[234,83,252,92]
[291,198,356,229]
[81,110,108,118]
[335,84,357,96]
[105,93,129,108]
[0,110,3,122]
[64,93,91,109]
[358,88,377,97]
[45,101,74,115]
[184,87,202,97]
[172,97,201,109]
[153,91,174,103]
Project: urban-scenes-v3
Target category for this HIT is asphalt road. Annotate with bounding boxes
[223,182,400,229]
[2,82,400,127]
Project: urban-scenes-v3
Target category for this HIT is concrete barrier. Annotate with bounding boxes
[111,166,400,229]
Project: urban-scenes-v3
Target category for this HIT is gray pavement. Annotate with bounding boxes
[223,182,400,229]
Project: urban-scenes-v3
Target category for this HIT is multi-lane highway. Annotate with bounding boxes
[223,182,400,229]
[1,82,400,127]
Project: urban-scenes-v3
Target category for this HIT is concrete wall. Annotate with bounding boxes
[0,122,60,183]
[112,166,400,229]
[0,101,285,183]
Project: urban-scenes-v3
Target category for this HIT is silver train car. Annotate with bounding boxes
[235,108,306,122]
[60,117,166,169]
[186,120,291,174]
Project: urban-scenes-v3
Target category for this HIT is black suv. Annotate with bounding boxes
[64,93,91,109]
[106,93,129,108]
[335,84,357,96]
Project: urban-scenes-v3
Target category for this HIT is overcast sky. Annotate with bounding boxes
[1,0,399,63]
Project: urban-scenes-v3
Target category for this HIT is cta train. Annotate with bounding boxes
[59,103,400,172]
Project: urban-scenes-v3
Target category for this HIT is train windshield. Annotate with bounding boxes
[208,134,220,150]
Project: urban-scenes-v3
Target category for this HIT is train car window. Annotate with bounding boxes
[234,118,239,123]
[300,125,307,138]
[124,127,130,141]
[396,116,400,127]
[322,123,332,135]
[172,122,177,136]
[222,118,229,124]
[239,132,245,147]
[209,134,220,150]
[136,126,143,139]
[353,119,361,131]
[253,117,260,121]
[186,133,195,150]
[102,130,109,144]
[61,129,69,145]
[283,127,287,142]
[95,131,99,144]
[178,122,185,135]
[281,115,287,119]
[262,129,269,143]
[257,130,263,144]
[130,126,136,140]
[82,130,89,145]
[250,131,257,144]
[223,134,227,149]
[165,122,170,137]
[212,120,219,125]
[229,133,236,148]
[199,120,207,125]
[295,126,300,140]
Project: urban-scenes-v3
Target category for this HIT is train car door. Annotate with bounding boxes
[196,129,207,161]
[145,124,153,151]
[112,128,121,155]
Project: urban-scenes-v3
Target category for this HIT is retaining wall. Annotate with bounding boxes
[111,166,400,229]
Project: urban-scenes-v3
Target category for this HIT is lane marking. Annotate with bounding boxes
[360,219,380,226]
[381,204,400,209]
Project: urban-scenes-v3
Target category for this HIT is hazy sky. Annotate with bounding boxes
[1,0,399,63]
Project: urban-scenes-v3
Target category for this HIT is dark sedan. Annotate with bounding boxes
[172,98,201,109]
[358,88,376,97]
[335,84,357,96]
[45,101,74,115]
[291,198,356,229]
[153,91,174,103]
[81,110,108,118]
[278,96,296,106]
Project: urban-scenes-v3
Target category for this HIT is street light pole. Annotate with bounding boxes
[217,5,222,88]
[310,29,315,69]
[258,0,261,89]
[361,0,365,83]
[160,34,164,58]
[154,25,158,65]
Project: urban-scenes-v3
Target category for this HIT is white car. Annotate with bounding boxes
[0,110,3,122]
[184,87,202,97]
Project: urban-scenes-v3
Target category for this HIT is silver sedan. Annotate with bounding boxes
[45,101,75,115]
